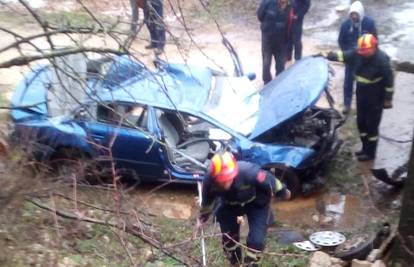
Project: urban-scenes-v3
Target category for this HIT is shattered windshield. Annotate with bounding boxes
[202,76,260,136]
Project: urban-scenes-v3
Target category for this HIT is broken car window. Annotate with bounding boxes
[97,103,148,129]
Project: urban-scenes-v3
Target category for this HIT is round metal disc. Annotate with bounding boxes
[309,231,346,247]
[293,241,321,252]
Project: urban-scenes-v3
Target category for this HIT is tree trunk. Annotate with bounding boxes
[389,133,414,266]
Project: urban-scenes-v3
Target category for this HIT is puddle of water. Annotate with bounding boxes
[274,193,372,230]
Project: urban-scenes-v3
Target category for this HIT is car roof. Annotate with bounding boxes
[95,60,213,114]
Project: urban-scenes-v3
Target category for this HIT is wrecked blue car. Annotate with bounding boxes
[10,54,342,196]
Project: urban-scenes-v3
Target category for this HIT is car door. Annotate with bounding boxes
[79,101,166,179]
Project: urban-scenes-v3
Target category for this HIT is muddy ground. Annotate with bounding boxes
[0,0,413,266]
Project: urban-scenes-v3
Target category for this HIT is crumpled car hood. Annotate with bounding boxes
[250,56,329,140]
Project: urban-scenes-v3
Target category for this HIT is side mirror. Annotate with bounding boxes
[246,72,256,81]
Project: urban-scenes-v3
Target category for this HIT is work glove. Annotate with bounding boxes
[384,100,393,109]
[275,188,291,200]
[326,51,337,61]
[198,214,209,226]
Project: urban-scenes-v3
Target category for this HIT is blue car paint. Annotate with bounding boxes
[10,55,329,182]
[250,56,329,139]
[11,65,49,121]
[96,62,212,114]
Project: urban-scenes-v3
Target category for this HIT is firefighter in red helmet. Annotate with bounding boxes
[198,152,291,266]
[327,33,394,161]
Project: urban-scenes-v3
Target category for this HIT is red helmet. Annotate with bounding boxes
[210,152,239,183]
[357,33,378,57]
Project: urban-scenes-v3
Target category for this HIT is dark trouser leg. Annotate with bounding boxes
[274,42,287,76]
[245,205,270,266]
[153,0,165,49]
[365,105,384,159]
[293,18,304,60]
[146,2,159,47]
[216,205,242,265]
[129,0,139,35]
[261,33,273,84]
[356,88,369,152]
[343,63,354,108]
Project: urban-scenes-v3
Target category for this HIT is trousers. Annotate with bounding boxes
[261,33,288,84]
[356,85,384,158]
[216,203,272,265]
[144,0,165,49]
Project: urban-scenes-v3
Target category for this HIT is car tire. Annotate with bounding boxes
[271,166,302,199]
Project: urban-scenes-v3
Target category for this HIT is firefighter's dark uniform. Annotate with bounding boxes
[144,0,165,50]
[199,161,288,265]
[327,49,394,158]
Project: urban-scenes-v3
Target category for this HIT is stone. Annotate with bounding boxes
[367,249,381,262]
[330,257,346,266]
[309,251,331,267]
[58,257,77,267]
[391,199,401,210]
[322,216,334,225]
[372,260,386,267]
[351,259,372,267]
[312,214,320,223]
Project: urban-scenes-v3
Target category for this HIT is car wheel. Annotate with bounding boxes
[271,166,302,198]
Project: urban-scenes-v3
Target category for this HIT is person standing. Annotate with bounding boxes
[290,0,311,61]
[338,1,377,114]
[128,0,165,53]
[198,152,291,266]
[144,0,166,53]
[327,34,394,161]
[257,0,295,84]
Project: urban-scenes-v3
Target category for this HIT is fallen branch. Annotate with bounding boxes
[0,47,126,68]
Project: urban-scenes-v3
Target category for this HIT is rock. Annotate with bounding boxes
[322,216,334,225]
[391,199,401,209]
[367,249,381,262]
[312,214,320,223]
[372,260,386,267]
[58,257,77,267]
[102,235,110,243]
[309,251,331,267]
[331,257,346,266]
[351,259,372,267]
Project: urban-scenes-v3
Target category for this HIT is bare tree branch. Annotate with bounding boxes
[0,47,125,68]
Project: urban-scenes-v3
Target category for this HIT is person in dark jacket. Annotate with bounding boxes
[198,152,291,266]
[338,1,377,114]
[290,0,311,61]
[257,0,295,84]
[327,34,394,161]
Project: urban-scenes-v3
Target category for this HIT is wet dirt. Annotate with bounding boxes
[129,183,198,220]
[306,0,414,62]
[274,193,377,231]
[0,0,412,237]
[127,182,376,234]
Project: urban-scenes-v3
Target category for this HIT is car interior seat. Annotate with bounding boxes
[157,113,210,167]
